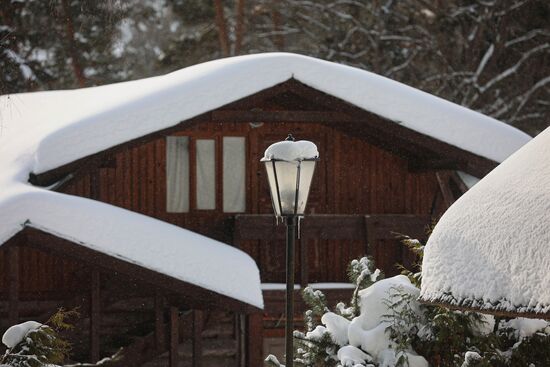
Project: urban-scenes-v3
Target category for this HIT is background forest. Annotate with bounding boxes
[1,0,549,135]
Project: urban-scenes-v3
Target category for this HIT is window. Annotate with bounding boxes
[196,139,216,210]
[166,136,189,213]
[166,135,246,213]
[223,137,246,213]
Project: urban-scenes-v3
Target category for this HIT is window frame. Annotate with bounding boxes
[166,132,248,214]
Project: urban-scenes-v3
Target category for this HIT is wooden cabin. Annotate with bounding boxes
[0,53,530,366]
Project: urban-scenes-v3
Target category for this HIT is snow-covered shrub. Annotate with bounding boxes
[1,309,121,367]
[1,318,70,367]
[266,236,550,367]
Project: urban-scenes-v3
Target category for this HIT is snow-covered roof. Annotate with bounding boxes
[0,52,531,311]
[420,127,550,318]
[3,53,530,177]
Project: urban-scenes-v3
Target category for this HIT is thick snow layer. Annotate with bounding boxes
[322,312,350,346]
[2,53,528,177]
[421,127,550,317]
[2,321,43,348]
[262,140,319,161]
[348,275,429,367]
[500,318,549,338]
[337,345,373,366]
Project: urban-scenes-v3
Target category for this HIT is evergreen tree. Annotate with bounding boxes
[1,309,121,367]
[268,235,550,367]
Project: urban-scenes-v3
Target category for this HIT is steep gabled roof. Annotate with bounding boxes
[420,127,550,319]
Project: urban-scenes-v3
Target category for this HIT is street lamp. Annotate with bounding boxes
[261,134,319,367]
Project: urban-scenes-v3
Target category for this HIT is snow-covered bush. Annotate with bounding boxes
[1,319,70,367]
[266,237,550,367]
[1,309,121,367]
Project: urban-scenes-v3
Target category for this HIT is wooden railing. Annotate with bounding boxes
[234,214,431,284]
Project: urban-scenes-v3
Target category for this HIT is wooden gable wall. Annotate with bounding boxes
[38,120,442,286]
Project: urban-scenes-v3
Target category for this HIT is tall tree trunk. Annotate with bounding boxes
[271,4,284,50]
[214,0,230,56]
[60,0,86,87]
[234,0,246,55]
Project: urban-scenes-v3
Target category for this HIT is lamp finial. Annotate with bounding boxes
[286,134,295,141]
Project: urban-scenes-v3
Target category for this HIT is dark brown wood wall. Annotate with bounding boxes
[1,120,441,294]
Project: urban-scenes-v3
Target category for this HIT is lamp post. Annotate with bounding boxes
[261,134,319,367]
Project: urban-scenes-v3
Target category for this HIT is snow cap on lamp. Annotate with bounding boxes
[261,134,319,218]
[262,135,319,162]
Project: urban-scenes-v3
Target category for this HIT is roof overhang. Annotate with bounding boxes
[420,127,550,320]
[29,79,501,188]
[7,227,261,313]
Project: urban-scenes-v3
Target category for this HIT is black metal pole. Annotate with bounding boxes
[285,215,296,367]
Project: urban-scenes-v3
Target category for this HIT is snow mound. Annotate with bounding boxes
[2,321,43,348]
[337,345,373,366]
[322,312,350,346]
[421,126,550,317]
[348,275,429,367]
[262,140,319,161]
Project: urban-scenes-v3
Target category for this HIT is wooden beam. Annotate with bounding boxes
[211,110,357,123]
[420,299,550,321]
[29,114,210,187]
[7,247,19,326]
[169,307,179,367]
[235,214,367,241]
[154,292,165,351]
[237,314,246,367]
[408,158,462,172]
[192,310,203,367]
[449,171,469,194]
[20,228,260,313]
[262,288,354,315]
[90,270,100,363]
[436,171,455,209]
[246,313,264,367]
[300,239,308,288]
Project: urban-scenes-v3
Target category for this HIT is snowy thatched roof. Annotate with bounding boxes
[420,127,550,319]
[0,52,531,311]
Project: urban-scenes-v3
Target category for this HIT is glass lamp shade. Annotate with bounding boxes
[263,159,317,217]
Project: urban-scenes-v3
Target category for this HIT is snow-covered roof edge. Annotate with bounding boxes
[0,188,264,310]
[420,292,550,319]
[1,53,530,178]
[420,127,550,319]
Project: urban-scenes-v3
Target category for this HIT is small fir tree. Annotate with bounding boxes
[1,309,122,367]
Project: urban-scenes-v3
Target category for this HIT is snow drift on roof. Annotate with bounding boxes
[3,53,529,176]
[420,127,550,317]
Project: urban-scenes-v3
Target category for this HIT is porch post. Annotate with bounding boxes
[7,246,20,327]
[246,313,263,367]
[90,270,100,363]
[154,291,165,351]
[192,310,203,367]
[169,306,180,367]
